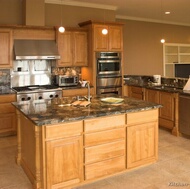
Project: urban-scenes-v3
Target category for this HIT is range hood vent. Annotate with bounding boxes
[14,40,60,60]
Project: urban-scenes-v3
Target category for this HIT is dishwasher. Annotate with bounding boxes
[179,94,190,136]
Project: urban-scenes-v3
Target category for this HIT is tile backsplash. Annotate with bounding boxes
[52,67,81,76]
[0,69,10,88]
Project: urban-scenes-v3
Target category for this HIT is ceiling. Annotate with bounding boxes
[46,0,190,26]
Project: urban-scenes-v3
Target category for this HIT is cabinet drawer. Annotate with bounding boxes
[126,109,158,125]
[84,114,125,133]
[45,121,83,140]
[131,86,142,94]
[0,103,15,113]
[0,94,16,103]
[85,156,125,180]
[85,139,125,164]
[84,127,125,146]
[63,88,94,97]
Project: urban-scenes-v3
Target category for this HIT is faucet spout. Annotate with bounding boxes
[86,82,91,102]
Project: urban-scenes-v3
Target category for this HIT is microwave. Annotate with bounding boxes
[56,75,79,86]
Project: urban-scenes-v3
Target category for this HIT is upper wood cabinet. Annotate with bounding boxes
[0,29,13,68]
[56,30,88,67]
[93,24,123,51]
[79,20,124,52]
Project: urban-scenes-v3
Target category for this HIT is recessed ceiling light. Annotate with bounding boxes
[165,11,170,15]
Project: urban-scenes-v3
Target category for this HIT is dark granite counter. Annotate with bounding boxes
[12,95,161,126]
[123,75,190,95]
[0,88,16,95]
[124,83,190,95]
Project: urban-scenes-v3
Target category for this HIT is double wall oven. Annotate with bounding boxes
[96,52,122,95]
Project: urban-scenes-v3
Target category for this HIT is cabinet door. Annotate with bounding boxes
[0,29,13,68]
[73,32,88,66]
[145,89,159,103]
[46,136,83,189]
[128,86,144,100]
[93,24,108,51]
[109,25,123,51]
[63,88,94,97]
[159,91,174,129]
[57,32,73,67]
[0,113,16,136]
[127,121,158,169]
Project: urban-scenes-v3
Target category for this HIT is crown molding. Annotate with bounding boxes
[116,15,190,27]
[45,0,117,11]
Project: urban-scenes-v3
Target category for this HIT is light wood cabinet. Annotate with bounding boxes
[0,94,16,136]
[159,91,175,129]
[16,108,159,189]
[145,88,178,133]
[45,121,83,189]
[126,86,144,100]
[0,29,13,68]
[56,30,88,67]
[145,88,159,104]
[93,24,123,51]
[46,136,83,189]
[84,115,125,180]
[78,21,124,94]
[62,87,94,97]
[126,110,158,169]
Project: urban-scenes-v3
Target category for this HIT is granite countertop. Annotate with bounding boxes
[12,95,161,126]
[0,88,16,95]
[124,83,190,95]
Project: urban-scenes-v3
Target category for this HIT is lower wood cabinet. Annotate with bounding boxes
[84,115,126,180]
[16,109,159,189]
[145,88,178,134]
[0,94,16,136]
[62,87,94,97]
[126,110,158,169]
[45,121,83,189]
[85,156,125,180]
[46,136,83,189]
[125,86,144,100]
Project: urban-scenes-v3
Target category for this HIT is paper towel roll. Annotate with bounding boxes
[183,78,190,90]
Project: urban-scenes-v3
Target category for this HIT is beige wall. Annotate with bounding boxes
[0,1,190,76]
[0,0,23,25]
[45,4,115,27]
[118,19,190,76]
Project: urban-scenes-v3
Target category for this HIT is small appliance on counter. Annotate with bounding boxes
[153,75,161,86]
[56,75,79,87]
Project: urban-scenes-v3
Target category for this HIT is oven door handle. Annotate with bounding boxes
[98,60,120,63]
[97,75,122,78]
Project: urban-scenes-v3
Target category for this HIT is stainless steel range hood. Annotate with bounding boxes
[14,40,60,60]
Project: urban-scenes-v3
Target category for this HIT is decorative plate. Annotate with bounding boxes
[100,97,124,104]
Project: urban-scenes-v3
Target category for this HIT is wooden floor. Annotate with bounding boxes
[0,128,190,189]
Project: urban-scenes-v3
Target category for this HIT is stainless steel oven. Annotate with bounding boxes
[96,52,122,95]
[97,52,121,75]
[97,75,122,87]
[97,87,122,95]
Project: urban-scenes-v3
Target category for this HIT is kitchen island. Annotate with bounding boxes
[13,95,161,189]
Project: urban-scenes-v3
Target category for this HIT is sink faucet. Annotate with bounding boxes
[79,80,91,101]
[86,81,91,102]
